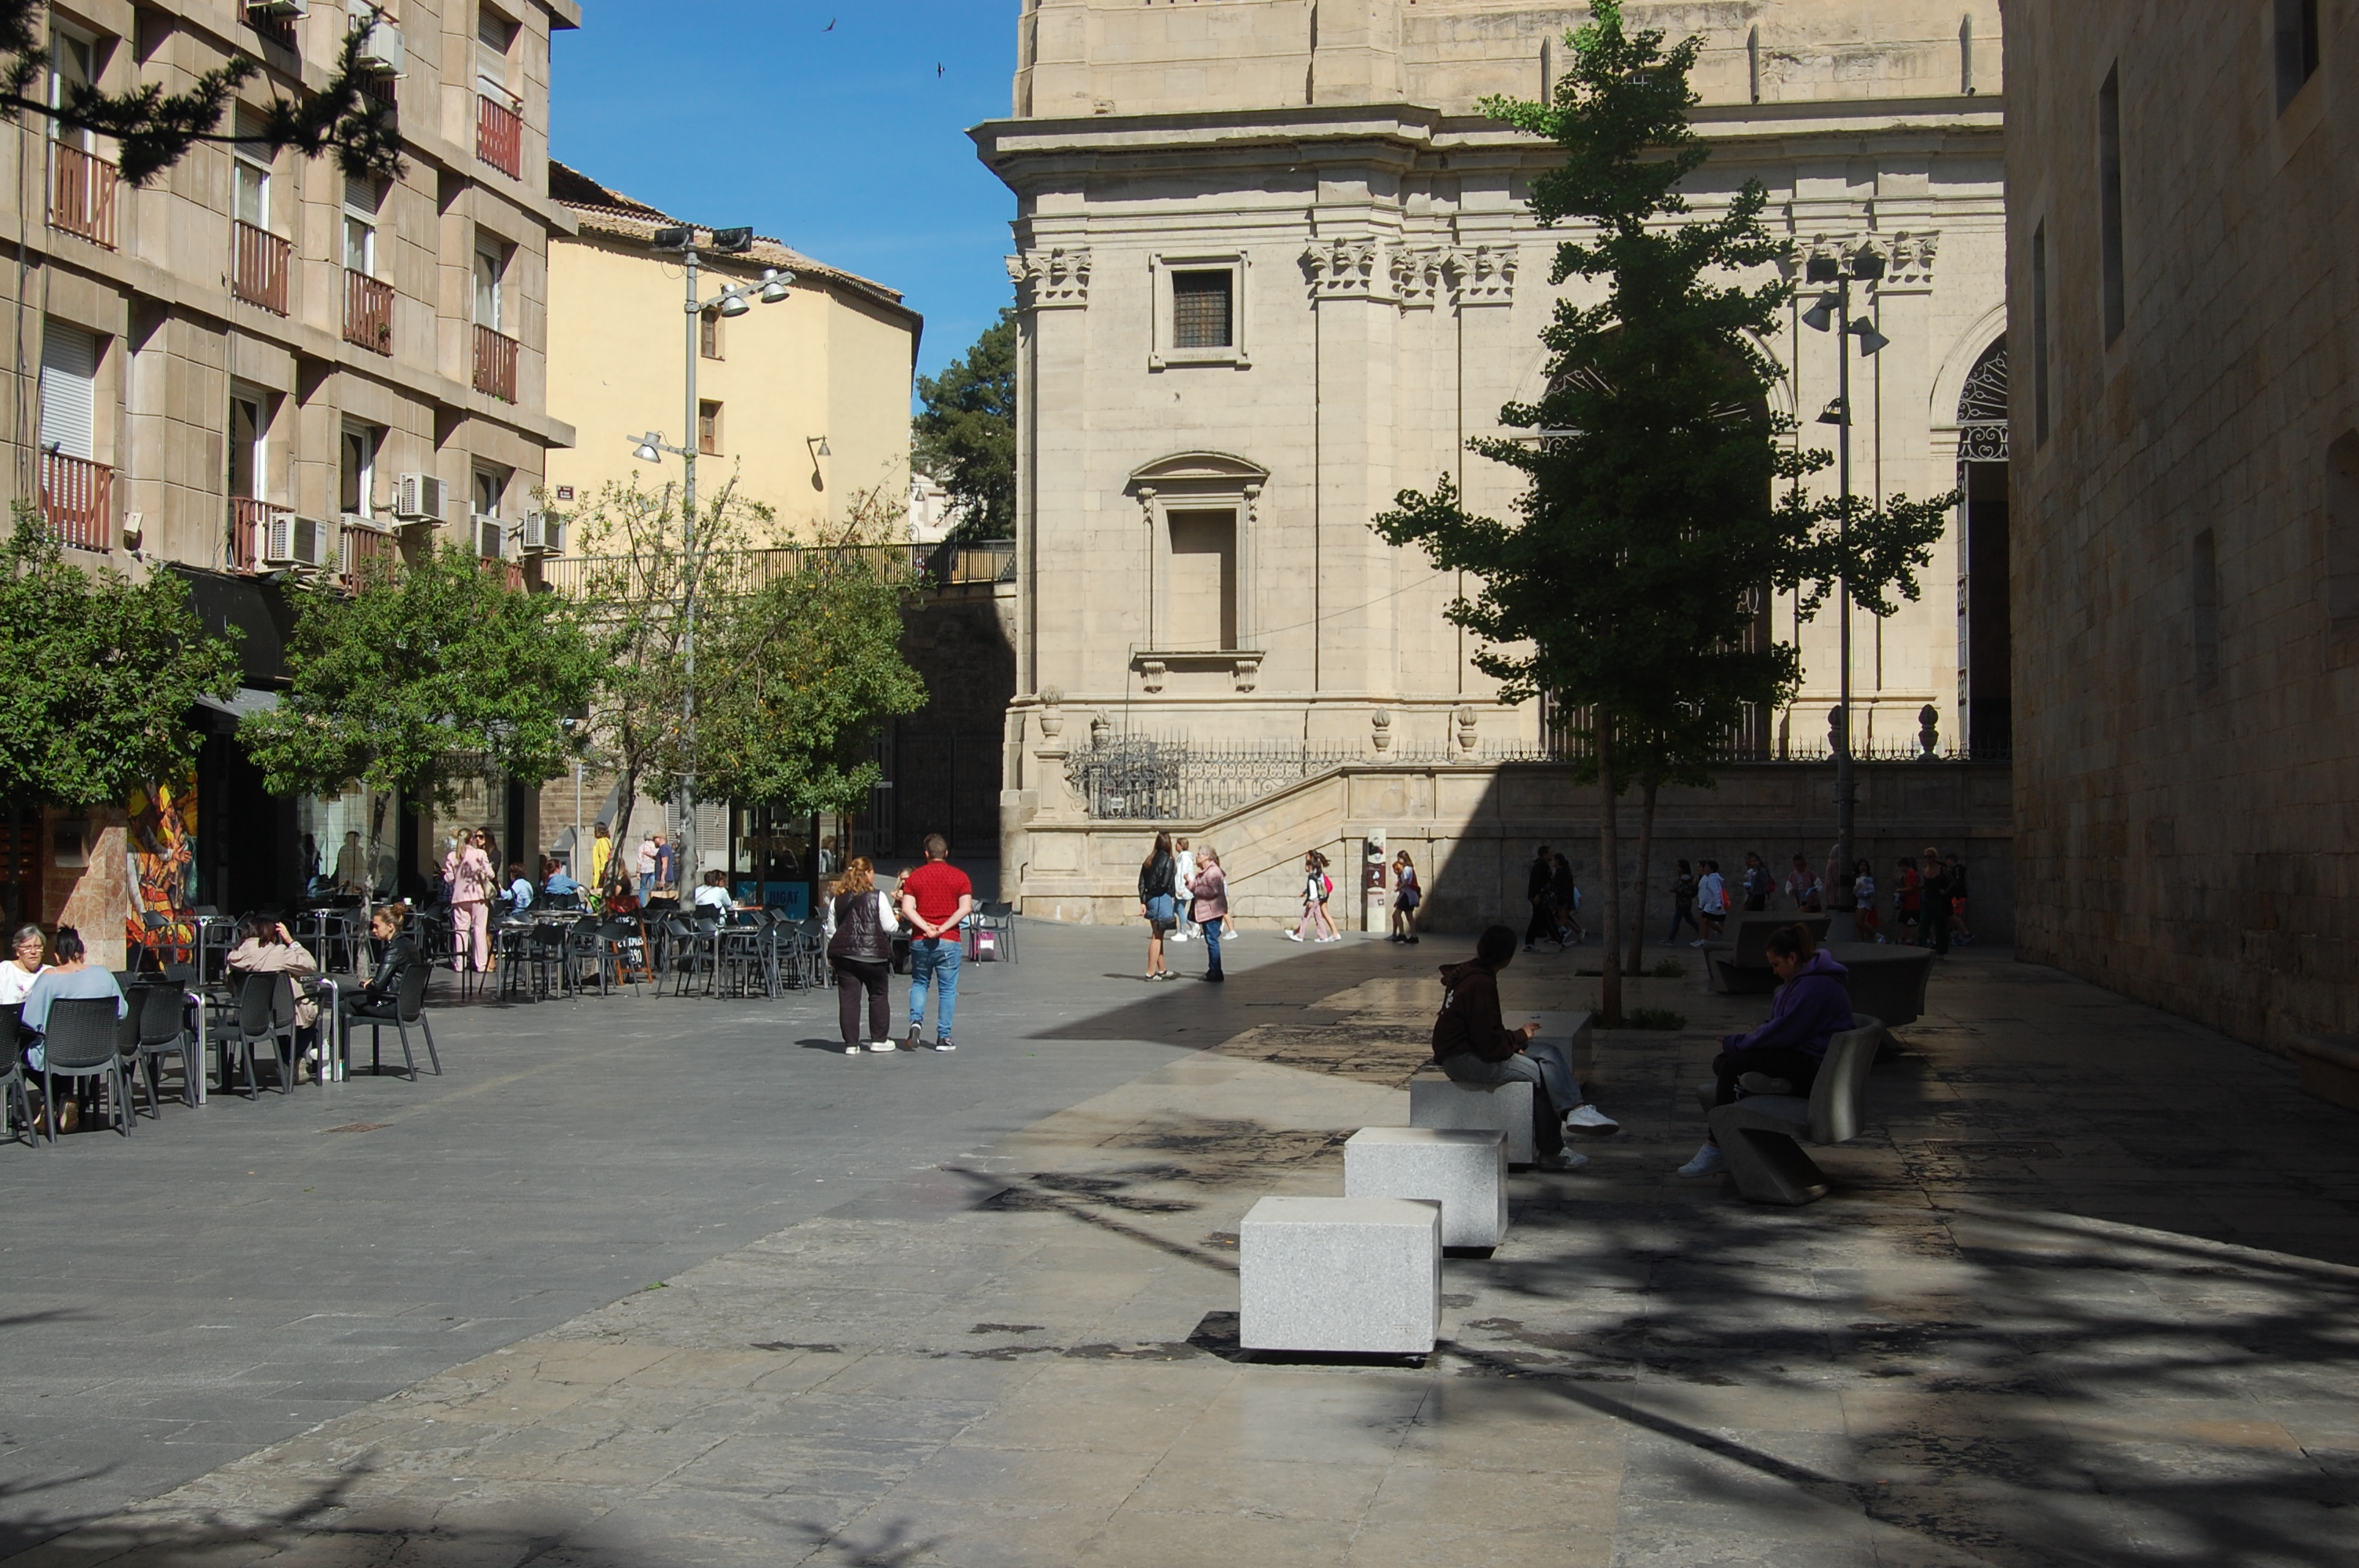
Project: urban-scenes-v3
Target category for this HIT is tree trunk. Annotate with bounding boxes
[607,760,641,876]
[1596,717,1623,1026]
[1626,775,1659,979]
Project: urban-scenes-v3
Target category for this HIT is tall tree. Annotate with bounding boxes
[914,307,1016,542]
[2,1,402,186]
[239,546,602,811]
[1373,2,1947,1022]
[0,510,238,808]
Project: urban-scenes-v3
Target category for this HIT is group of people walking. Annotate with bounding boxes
[823,834,974,1053]
[1667,845,1973,953]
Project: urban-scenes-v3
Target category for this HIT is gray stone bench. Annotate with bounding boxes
[2288,1033,2359,1114]
[1409,1071,1534,1167]
[1238,1196,1440,1355]
[1823,943,1937,1029]
[1344,1127,1507,1249]
[1702,1016,1885,1206]
[1705,913,1833,994]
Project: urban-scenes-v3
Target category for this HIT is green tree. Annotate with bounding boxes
[2,1,402,186]
[240,546,601,811]
[692,548,928,820]
[1373,2,1948,1022]
[0,510,238,808]
[914,307,1016,542]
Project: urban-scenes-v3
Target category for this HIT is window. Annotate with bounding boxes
[1166,510,1238,650]
[700,308,722,360]
[476,5,516,95]
[38,321,97,459]
[2098,66,2124,346]
[2328,432,2359,626]
[227,390,265,499]
[2030,221,2050,448]
[49,28,93,149]
[473,240,504,330]
[1172,271,1232,350]
[233,111,270,228]
[2275,0,2320,111]
[340,426,378,518]
[2192,528,2220,693]
[343,173,380,275]
[473,466,504,518]
[698,399,722,456]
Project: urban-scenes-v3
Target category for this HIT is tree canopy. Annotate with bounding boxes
[2,0,403,187]
[0,511,240,808]
[239,546,601,810]
[914,307,1016,542]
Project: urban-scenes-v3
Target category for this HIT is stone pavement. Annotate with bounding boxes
[9,935,2359,1567]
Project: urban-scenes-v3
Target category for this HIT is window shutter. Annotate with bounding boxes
[38,322,97,460]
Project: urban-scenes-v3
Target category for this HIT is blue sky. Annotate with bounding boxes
[553,2,1018,386]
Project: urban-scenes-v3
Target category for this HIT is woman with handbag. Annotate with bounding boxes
[1137,831,1179,981]
[828,856,900,1053]
[1390,850,1422,944]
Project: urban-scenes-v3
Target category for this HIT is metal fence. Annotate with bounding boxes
[536,539,1015,601]
[1069,731,2008,822]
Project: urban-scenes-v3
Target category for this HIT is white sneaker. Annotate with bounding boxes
[1736,1072,1792,1096]
[1677,1143,1726,1178]
[867,1040,897,1052]
[1171,931,1188,942]
[1563,1103,1620,1134]
[842,1043,861,1055]
[1688,939,1707,948]
[1284,931,1303,942]
[1536,1149,1589,1172]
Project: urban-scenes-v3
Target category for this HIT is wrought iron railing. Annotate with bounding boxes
[536,539,1015,600]
[343,269,394,354]
[48,142,117,249]
[232,220,289,313]
[40,452,111,550]
[472,323,518,401]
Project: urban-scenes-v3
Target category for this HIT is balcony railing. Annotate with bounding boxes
[472,323,518,401]
[232,220,290,314]
[40,451,111,550]
[48,142,118,249]
[228,496,284,572]
[475,93,523,180]
[340,521,399,584]
[343,268,394,354]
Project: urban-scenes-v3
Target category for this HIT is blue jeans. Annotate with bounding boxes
[907,936,962,1038]
[1201,919,1223,975]
[1440,1038,1581,1115]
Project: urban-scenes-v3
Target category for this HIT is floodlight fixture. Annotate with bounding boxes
[649,224,692,252]
[1805,252,1841,285]
[758,268,793,304]
[718,292,751,318]
[1817,397,1848,426]
[710,227,755,253]
[631,432,663,463]
[1848,247,1888,282]
[1801,292,1839,332]
[808,434,831,459]
[1852,320,1890,356]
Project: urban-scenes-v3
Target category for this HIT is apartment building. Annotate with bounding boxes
[3,0,580,948]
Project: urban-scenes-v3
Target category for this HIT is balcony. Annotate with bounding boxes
[343,268,394,354]
[476,94,522,180]
[340,521,399,585]
[232,220,290,314]
[40,451,111,551]
[472,323,518,402]
[228,497,282,572]
[47,143,118,249]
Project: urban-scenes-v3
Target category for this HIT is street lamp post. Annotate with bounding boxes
[631,223,791,891]
[1800,246,1889,938]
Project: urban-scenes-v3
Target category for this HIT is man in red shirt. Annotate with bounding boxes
[897,833,975,1051]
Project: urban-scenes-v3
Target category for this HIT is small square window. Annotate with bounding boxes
[700,309,722,360]
[698,399,722,456]
[1172,271,1233,350]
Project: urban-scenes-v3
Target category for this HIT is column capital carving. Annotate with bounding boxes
[1390,246,1447,309]
[1007,247,1092,310]
[1444,245,1518,307]
[1785,230,1940,289]
[1302,237,1387,300]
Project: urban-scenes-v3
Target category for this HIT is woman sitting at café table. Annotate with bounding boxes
[19,925,125,1134]
[340,904,423,1032]
[1,923,45,1007]
[227,915,325,1081]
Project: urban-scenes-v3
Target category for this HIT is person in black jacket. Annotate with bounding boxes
[1137,830,1178,982]
[828,856,897,1053]
[1522,845,1557,953]
[1431,926,1620,1171]
[343,903,420,1029]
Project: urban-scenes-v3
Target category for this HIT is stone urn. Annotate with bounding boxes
[1453,706,1479,756]
[1038,688,1064,739]
[1371,709,1394,753]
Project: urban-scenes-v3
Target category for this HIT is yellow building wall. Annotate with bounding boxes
[546,234,916,541]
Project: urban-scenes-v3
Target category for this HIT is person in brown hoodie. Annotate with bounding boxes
[1431,926,1620,1171]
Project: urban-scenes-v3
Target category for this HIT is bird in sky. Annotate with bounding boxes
[823,17,835,30]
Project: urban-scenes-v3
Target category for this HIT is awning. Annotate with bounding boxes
[194,687,282,722]
[166,565,295,686]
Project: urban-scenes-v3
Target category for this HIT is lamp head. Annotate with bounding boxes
[649,225,692,252]
[809,435,831,459]
[631,433,663,463]
[718,292,751,318]
[1805,253,1841,285]
[1801,293,1838,332]
[1848,247,1888,282]
[710,227,755,254]
[758,268,793,304]
[1852,320,1891,356]
[1817,397,1848,427]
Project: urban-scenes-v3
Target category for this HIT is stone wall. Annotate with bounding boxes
[2005,3,2359,1050]
[1006,758,2013,942]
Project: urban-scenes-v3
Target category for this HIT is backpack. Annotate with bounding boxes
[1321,872,1333,898]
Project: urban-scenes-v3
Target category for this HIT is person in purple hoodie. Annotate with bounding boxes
[1678,924,1855,1178]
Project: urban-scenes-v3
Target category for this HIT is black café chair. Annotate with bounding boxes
[113,997,165,1123]
[37,996,139,1139]
[227,971,300,1098]
[133,978,202,1109]
[351,964,440,1080]
[2,1002,34,1149]
[970,901,1020,964]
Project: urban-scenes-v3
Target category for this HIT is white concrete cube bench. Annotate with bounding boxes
[1238,1195,1441,1355]
[1344,1127,1508,1249]
[1408,1070,1535,1166]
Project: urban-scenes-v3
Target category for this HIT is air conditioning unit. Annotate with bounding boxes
[475,514,506,560]
[351,17,404,74]
[519,510,564,554]
[245,0,308,19]
[394,472,446,523]
[263,513,333,571]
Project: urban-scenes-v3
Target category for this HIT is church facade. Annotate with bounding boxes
[979,0,2012,918]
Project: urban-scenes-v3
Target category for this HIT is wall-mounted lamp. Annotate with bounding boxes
[808,435,831,459]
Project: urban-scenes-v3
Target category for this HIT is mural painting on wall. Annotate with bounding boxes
[126,776,198,960]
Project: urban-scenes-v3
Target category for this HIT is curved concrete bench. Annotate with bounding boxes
[1703,1016,1885,1206]
[2288,1033,2359,1114]
[1706,913,1833,994]
[1823,943,1936,1029]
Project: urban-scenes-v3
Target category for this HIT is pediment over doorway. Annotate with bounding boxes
[1126,451,1269,491]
